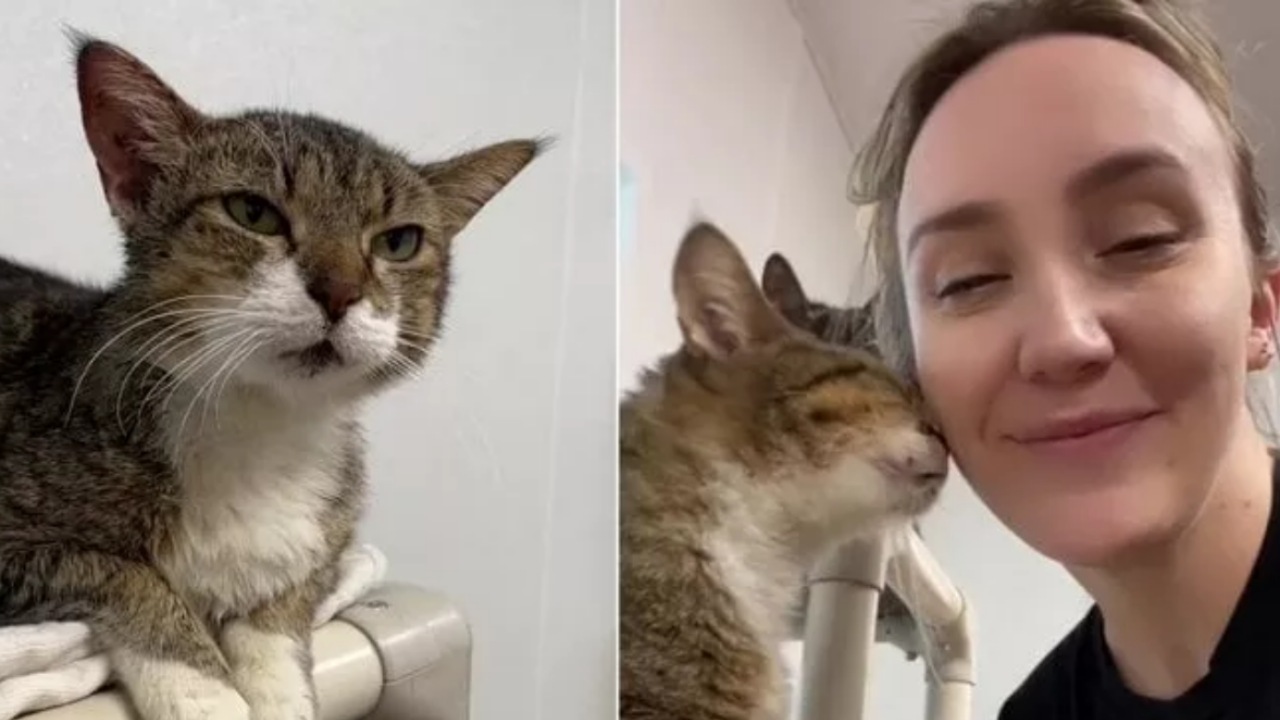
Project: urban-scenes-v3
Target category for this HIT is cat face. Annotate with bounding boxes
[761,252,877,352]
[672,224,947,533]
[75,37,541,400]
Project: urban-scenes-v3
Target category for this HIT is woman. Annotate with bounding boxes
[854,0,1280,717]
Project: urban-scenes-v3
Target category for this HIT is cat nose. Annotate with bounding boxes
[876,430,950,484]
[307,278,363,323]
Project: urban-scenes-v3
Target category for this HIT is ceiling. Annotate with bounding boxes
[787,0,1280,217]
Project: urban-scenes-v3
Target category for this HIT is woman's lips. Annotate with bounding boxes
[1009,409,1161,458]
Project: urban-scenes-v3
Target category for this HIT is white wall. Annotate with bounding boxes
[619,0,863,386]
[0,3,615,720]
[623,3,1091,720]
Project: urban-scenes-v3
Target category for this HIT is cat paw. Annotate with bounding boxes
[184,691,253,720]
[113,650,251,720]
[222,621,316,720]
[130,675,251,720]
[242,694,316,720]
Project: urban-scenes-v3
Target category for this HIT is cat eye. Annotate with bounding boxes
[371,225,425,262]
[223,193,288,236]
[808,408,841,425]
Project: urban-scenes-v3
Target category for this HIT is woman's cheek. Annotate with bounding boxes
[914,309,1004,456]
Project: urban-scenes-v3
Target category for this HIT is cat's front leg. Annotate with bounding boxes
[221,580,324,720]
[112,648,251,720]
[0,549,250,720]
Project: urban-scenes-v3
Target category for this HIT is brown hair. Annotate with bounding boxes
[852,0,1275,381]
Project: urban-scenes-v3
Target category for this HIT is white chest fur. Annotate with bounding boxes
[158,393,351,620]
[705,491,800,720]
[705,487,803,647]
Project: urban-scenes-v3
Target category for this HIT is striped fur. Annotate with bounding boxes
[0,36,541,719]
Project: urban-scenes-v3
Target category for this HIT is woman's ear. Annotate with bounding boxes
[1247,266,1280,371]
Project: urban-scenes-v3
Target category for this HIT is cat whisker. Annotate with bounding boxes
[117,325,199,433]
[210,337,269,432]
[173,328,261,444]
[391,350,422,373]
[130,327,236,427]
[116,315,253,432]
[68,305,269,424]
[196,330,266,435]
[395,328,441,340]
[68,306,235,424]
[377,351,416,381]
[147,334,240,419]
[122,314,262,431]
[394,339,435,357]
[140,326,256,431]
[106,295,246,329]
[208,331,267,429]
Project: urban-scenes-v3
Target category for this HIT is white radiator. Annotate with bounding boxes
[17,582,470,720]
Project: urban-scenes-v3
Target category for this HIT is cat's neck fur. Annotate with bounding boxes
[704,473,810,646]
[632,353,848,548]
[625,354,816,644]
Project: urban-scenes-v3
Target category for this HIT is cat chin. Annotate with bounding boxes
[782,457,941,549]
[231,353,377,405]
[224,320,401,400]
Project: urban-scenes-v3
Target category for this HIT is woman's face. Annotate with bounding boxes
[899,35,1275,568]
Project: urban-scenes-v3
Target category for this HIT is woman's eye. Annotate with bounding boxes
[936,273,1006,300]
[223,193,288,236]
[1102,232,1182,257]
[371,225,425,262]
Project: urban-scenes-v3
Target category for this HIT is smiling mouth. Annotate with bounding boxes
[1013,409,1160,445]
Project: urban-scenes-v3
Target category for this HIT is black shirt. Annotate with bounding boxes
[998,456,1280,719]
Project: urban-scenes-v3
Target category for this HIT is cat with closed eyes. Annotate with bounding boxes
[619,223,948,720]
[0,36,542,720]
[760,251,923,635]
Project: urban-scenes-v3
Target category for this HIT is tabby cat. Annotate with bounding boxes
[760,251,920,633]
[619,223,948,720]
[0,36,542,720]
[760,252,877,351]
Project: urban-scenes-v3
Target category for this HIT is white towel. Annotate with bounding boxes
[0,543,388,719]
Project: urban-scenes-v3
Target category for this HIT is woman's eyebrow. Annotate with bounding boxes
[905,201,1001,258]
[1065,147,1188,201]
[904,147,1190,258]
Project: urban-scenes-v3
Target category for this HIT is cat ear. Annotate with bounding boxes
[74,35,201,221]
[761,252,811,328]
[420,138,548,238]
[673,222,788,360]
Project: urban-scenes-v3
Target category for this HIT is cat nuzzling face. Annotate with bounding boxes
[670,224,950,537]
[76,37,543,400]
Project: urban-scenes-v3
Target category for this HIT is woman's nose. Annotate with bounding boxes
[1015,274,1115,386]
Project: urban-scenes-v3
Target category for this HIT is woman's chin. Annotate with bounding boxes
[1004,484,1190,570]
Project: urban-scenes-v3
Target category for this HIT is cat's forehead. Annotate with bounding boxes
[769,340,856,378]
[190,111,431,221]
[762,338,900,393]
